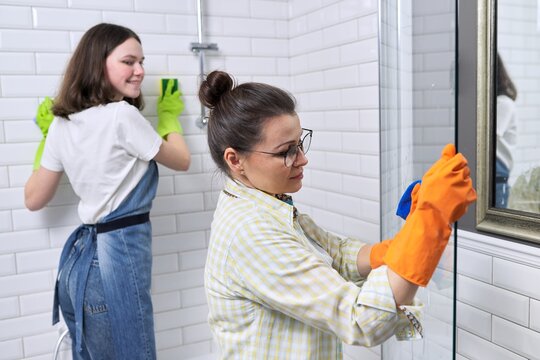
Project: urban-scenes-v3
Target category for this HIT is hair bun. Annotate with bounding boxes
[198,70,234,109]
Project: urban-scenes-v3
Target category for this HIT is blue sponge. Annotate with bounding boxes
[396,180,422,220]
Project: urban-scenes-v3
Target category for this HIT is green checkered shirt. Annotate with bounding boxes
[205,179,423,359]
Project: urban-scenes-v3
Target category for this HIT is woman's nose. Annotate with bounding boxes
[134,63,144,75]
[294,148,308,167]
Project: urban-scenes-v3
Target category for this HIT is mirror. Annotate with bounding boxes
[476,0,540,243]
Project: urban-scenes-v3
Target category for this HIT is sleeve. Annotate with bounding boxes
[116,103,162,161]
[297,213,365,284]
[228,218,423,346]
[40,119,64,172]
[496,95,517,145]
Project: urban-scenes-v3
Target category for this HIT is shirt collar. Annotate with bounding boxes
[223,178,298,224]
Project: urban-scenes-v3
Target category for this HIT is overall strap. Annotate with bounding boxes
[52,225,96,353]
[53,212,150,353]
[96,212,149,234]
[73,227,97,352]
[52,225,87,325]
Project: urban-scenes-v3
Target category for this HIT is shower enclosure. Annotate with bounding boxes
[379,0,457,359]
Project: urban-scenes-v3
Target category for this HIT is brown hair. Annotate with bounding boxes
[52,23,144,118]
[198,70,297,175]
[496,53,517,101]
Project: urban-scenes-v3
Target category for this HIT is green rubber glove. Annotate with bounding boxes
[157,79,184,138]
[33,97,55,170]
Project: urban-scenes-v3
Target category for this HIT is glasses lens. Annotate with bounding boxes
[301,131,312,155]
[284,131,312,167]
[285,145,297,167]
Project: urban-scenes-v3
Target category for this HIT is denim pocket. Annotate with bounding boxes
[83,255,109,316]
[84,303,108,314]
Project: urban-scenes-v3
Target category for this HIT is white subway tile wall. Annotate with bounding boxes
[3,1,538,360]
[532,299,540,332]
[458,275,530,327]
[456,301,492,341]
[457,328,527,360]
[411,1,455,177]
[457,231,540,360]
[0,0,383,358]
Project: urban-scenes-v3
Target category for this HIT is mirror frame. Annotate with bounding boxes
[476,0,540,244]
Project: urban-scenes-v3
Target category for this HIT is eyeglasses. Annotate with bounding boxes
[249,128,313,167]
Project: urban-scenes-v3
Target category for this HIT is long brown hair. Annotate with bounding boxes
[496,53,517,101]
[52,23,144,119]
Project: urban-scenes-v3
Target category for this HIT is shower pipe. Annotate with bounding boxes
[52,329,70,360]
[191,0,218,128]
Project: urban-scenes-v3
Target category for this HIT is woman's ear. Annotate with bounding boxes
[223,147,245,175]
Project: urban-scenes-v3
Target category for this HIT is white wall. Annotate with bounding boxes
[289,0,381,248]
[4,2,536,360]
[411,0,455,177]
[379,0,414,238]
[0,0,383,359]
[456,231,540,360]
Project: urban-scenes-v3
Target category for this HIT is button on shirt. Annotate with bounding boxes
[205,179,423,359]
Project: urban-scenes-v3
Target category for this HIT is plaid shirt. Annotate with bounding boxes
[205,179,423,359]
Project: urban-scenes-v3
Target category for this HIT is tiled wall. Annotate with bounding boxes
[289,0,381,248]
[287,1,381,359]
[411,0,455,177]
[379,1,456,359]
[4,1,536,360]
[0,0,383,359]
[456,231,540,360]
[379,0,414,238]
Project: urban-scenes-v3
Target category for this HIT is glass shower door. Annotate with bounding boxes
[379,0,457,359]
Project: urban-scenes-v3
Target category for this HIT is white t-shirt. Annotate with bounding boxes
[41,101,162,224]
[496,95,518,171]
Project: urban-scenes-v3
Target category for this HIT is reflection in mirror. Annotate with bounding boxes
[476,0,540,244]
[494,53,517,209]
[496,0,540,213]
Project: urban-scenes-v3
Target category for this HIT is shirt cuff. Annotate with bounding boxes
[341,240,367,285]
[395,302,424,341]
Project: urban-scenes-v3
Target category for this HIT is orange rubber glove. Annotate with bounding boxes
[370,239,392,269]
[382,144,477,286]
[369,144,469,270]
[370,182,420,269]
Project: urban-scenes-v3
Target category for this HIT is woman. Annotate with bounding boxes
[495,52,518,208]
[24,23,190,359]
[199,70,476,359]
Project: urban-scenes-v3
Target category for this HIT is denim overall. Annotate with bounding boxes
[53,161,158,359]
[495,158,510,208]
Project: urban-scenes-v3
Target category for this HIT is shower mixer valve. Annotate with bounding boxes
[190,42,219,52]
